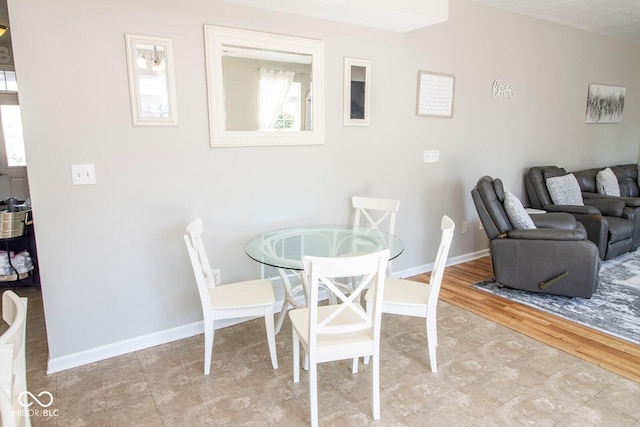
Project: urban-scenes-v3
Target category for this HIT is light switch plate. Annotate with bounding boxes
[71,164,96,185]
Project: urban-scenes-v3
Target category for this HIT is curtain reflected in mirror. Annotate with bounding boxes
[125,34,177,126]
[220,46,312,132]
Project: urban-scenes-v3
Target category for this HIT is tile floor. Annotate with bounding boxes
[3,286,640,426]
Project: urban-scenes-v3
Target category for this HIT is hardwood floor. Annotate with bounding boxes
[411,256,640,383]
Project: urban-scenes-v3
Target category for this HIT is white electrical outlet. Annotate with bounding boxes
[71,164,96,185]
[423,149,439,163]
[461,221,468,234]
[212,269,221,285]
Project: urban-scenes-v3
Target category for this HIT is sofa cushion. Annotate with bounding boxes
[612,165,640,197]
[573,168,599,193]
[596,167,620,196]
[546,174,584,206]
[503,191,536,230]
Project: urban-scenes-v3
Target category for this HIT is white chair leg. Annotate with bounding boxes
[275,300,289,335]
[309,360,319,427]
[292,330,300,383]
[352,357,359,373]
[426,314,437,373]
[363,299,372,365]
[264,309,278,370]
[203,321,214,375]
[371,352,380,420]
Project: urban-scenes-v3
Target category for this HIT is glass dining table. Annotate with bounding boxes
[245,225,404,333]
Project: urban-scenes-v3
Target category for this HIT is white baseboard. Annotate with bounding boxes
[394,248,490,278]
[47,249,490,374]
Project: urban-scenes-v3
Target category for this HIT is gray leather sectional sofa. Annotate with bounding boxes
[525,164,640,260]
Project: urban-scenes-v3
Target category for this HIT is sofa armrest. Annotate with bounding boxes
[620,197,640,207]
[507,228,587,241]
[583,191,640,207]
[530,213,576,230]
[543,204,601,215]
[584,198,625,217]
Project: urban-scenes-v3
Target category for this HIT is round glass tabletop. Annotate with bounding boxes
[245,225,404,271]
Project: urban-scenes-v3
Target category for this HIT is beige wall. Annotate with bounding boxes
[7,0,640,367]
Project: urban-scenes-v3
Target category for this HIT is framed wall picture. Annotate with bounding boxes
[416,71,455,117]
[585,84,625,124]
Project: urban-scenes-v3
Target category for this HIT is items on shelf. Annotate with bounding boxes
[0,250,33,276]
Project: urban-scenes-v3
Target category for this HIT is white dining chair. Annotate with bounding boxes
[363,215,455,373]
[184,219,278,375]
[289,249,389,427]
[0,386,15,427]
[0,290,29,427]
[352,196,400,272]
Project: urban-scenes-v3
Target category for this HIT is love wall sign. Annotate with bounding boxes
[492,79,515,98]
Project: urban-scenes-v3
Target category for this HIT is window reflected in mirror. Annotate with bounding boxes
[205,25,324,147]
[220,46,312,132]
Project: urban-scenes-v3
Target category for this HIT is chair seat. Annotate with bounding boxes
[290,307,374,361]
[382,278,430,306]
[210,279,274,310]
[366,278,431,318]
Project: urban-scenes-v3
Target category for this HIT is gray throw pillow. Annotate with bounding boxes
[546,174,584,206]
[503,191,536,229]
[596,167,620,196]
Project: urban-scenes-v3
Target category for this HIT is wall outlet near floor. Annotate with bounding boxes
[461,221,468,234]
[212,269,221,286]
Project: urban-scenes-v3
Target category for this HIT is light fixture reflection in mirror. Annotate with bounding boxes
[343,57,371,126]
[205,25,324,147]
[125,34,177,126]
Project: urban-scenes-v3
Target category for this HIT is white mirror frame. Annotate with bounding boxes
[204,25,325,147]
[125,34,178,126]
[343,57,371,126]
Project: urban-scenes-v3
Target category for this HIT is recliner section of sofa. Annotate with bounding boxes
[574,164,640,250]
[472,176,600,298]
[525,165,636,260]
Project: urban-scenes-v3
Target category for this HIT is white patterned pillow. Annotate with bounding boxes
[546,174,584,206]
[596,167,620,196]
[503,191,536,229]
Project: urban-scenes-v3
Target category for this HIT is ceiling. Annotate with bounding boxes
[470,0,640,44]
[222,0,640,43]
[0,0,636,44]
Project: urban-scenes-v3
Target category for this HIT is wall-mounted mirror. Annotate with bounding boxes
[204,25,324,147]
[343,57,370,126]
[125,34,177,126]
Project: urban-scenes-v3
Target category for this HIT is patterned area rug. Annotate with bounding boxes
[473,250,640,345]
